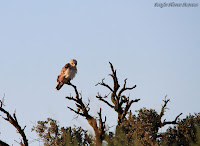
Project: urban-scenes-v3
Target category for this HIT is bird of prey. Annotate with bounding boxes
[56,59,77,90]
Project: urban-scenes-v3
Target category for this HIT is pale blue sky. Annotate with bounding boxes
[0,0,199,145]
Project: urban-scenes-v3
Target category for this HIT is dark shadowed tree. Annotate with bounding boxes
[162,113,200,146]
[0,140,9,146]
[106,97,182,145]
[0,97,28,146]
[65,82,106,146]
[32,118,93,146]
[96,62,140,125]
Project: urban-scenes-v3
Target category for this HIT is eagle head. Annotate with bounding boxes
[70,59,77,66]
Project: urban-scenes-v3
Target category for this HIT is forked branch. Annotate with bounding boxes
[65,83,106,146]
[158,96,182,128]
[109,62,120,92]
[96,79,113,92]
[98,108,106,140]
[162,113,182,126]
[96,62,140,125]
[118,78,136,97]
[96,93,114,109]
[0,98,28,146]
[159,95,170,119]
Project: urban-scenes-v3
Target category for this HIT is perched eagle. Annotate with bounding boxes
[56,59,77,90]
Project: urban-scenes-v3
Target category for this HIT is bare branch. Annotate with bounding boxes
[0,98,28,146]
[96,78,113,92]
[118,79,136,97]
[174,113,183,121]
[66,82,79,99]
[109,62,115,75]
[96,62,140,125]
[109,62,120,91]
[96,94,114,108]
[162,113,183,126]
[65,96,78,102]
[156,97,183,129]
[67,106,85,117]
[98,108,106,140]
[159,95,170,119]
[0,93,5,107]
[65,83,106,145]
[121,99,140,121]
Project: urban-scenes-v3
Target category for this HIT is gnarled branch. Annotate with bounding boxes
[0,98,28,146]
[162,112,183,126]
[65,83,106,146]
[159,96,182,127]
[96,93,114,109]
[98,108,106,140]
[118,78,136,97]
[119,99,140,124]
[109,62,120,92]
[96,78,113,92]
[159,95,170,119]
[96,62,140,125]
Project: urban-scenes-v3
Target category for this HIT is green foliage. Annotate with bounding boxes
[191,126,200,146]
[106,110,200,146]
[32,118,93,146]
[32,111,200,146]
[109,108,161,146]
[163,113,200,146]
[105,128,141,146]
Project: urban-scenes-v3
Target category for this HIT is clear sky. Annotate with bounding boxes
[0,0,199,145]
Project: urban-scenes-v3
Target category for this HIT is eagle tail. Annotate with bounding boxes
[56,82,64,90]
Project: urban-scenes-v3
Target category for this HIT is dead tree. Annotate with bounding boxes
[96,62,140,125]
[65,82,106,146]
[0,98,28,146]
[153,96,182,139]
[159,96,182,127]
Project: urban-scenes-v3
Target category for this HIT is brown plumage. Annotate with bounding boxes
[56,59,77,90]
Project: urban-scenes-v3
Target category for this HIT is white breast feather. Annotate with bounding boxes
[64,68,76,80]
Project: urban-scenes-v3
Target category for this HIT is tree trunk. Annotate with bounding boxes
[87,117,102,146]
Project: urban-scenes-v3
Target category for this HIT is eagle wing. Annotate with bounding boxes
[57,63,70,83]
